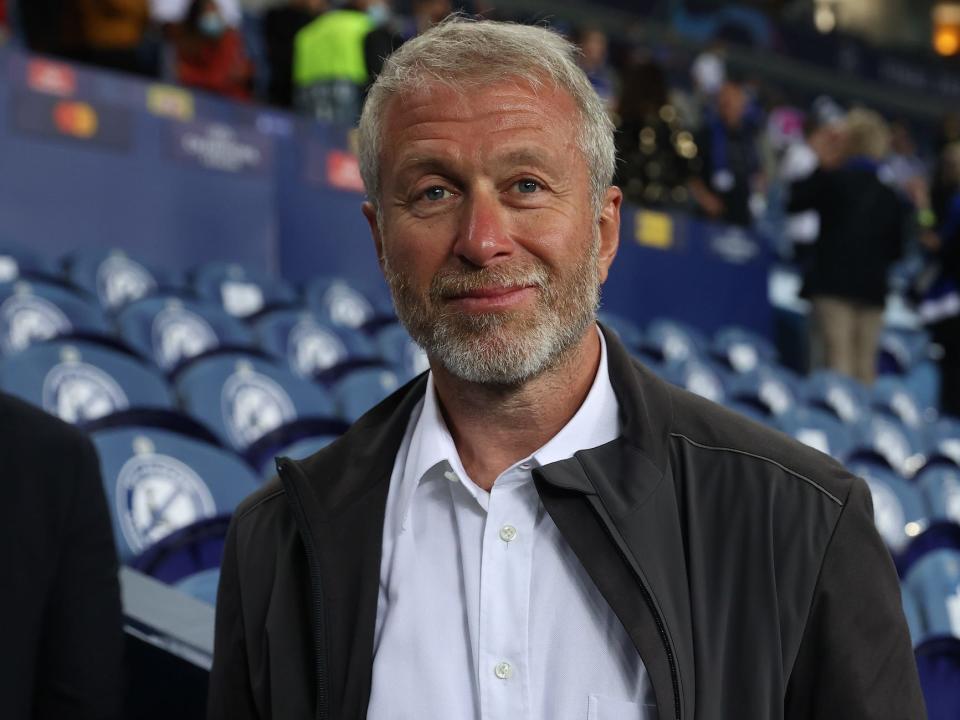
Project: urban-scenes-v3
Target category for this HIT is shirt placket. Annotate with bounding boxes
[477,466,537,720]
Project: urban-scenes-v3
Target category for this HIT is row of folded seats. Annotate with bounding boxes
[3,243,960,708]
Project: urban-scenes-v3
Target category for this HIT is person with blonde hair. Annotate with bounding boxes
[789,106,910,384]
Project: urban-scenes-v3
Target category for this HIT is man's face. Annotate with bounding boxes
[363,79,621,386]
[717,82,747,129]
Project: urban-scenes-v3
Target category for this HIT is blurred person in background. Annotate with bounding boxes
[789,108,911,386]
[175,0,253,99]
[0,392,123,720]
[614,56,693,208]
[17,0,71,55]
[75,0,159,77]
[262,0,327,107]
[688,78,762,227]
[574,26,617,111]
[293,0,399,124]
[916,143,960,417]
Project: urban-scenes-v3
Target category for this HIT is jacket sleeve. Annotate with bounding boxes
[34,434,124,720]
[785,478,927,720]
[208,515,260,720]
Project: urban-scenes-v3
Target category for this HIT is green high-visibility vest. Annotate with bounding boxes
[294,9,374,87]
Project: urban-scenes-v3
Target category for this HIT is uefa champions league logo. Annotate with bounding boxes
[325,282,373,328]
[42,359,129,423]
[288,319,346,377]
[151,304,218,370]
[0,293,71,353]
[96,254,157,310]
[116,447,217,554]
[221,364,296,448]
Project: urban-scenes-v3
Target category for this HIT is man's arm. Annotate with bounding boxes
[208,516,260,720]
[33,434,124,720]
[785,478,926,719]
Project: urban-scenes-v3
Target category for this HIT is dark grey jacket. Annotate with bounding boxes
[208,327,925,719]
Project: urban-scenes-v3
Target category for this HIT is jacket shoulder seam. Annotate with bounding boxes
[669,432,844,506]
[236,487,286,521]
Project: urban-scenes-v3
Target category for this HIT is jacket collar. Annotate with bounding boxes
[283,323,693,719]
[533,327,695,720]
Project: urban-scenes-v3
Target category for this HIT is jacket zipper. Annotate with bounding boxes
[589,496,682,720]
[276,457,330,720]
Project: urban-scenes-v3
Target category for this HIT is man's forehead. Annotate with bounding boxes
[382,76,577,127]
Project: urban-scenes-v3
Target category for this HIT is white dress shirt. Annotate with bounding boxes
[368,327,653,719]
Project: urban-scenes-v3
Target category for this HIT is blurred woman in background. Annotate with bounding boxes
[175,0,252,100]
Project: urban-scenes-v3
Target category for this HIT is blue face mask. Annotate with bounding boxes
[367,3,390,25]
[198,12,226,37]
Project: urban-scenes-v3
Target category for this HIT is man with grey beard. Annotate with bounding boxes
[208,18,924,720]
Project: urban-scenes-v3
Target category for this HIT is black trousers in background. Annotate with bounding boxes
[931,314,960,418]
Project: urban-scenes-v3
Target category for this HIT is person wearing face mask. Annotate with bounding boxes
[174,0,253,100]
[293,0,401,124]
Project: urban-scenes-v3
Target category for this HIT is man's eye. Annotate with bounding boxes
[422,186,451,201]
[515,179,541,194]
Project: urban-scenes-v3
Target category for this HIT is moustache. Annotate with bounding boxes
[429,263,550,301]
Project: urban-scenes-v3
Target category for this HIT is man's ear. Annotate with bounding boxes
[597,186,622,284]
[362,201,384,270]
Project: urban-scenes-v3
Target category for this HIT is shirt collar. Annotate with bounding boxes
[395,325,620,522]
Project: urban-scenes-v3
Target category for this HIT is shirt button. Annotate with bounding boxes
[494,661,513,680]
[519,462,532,470]
[443,470,457,482]
[499,524,518,543]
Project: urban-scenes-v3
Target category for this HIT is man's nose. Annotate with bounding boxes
[452,190,514,267]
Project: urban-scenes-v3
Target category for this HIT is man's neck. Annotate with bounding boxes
[430,327,602,492]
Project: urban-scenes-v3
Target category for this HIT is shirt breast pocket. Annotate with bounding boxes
[587,694,655,720]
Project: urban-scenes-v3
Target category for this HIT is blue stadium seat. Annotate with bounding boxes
[332,366,401,423]
[776,406,857,460]
[254,308,379,378]
[711,326,777,374]
[847,460,928,553]
[0,340,173,424]
[928,418,960,467]
[375,322,429,382]
[192,261,297,319]
[175,353,337,451]
[915,636,960,720]
[662,358,728,403]
[905,548,960,640]
[901,585,924,646]
[0,241,59,282]
[597,311,644,352]
[641,319,706,365]
[848,414,926,478]
[918,465,960,526]
[879,327,932,375]
[728,364,800,417]
[66,248,178,312]
[801,370,870,424]
[0,279,112,355]
[117,296,256,372]
[129,514,232,606]
[92,427,260,562]
[873,375,929,430]
[305,276,394,329]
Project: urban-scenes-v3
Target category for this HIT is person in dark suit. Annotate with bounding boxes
[0,392,123,720]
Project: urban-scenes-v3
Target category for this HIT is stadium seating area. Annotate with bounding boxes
[3,237,960,712]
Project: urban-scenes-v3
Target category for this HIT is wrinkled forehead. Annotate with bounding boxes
[377,77,582,165]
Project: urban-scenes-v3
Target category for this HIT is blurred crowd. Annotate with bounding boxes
[2,1,959,401]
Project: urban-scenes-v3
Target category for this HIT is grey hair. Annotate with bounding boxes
[357,16,616,217]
